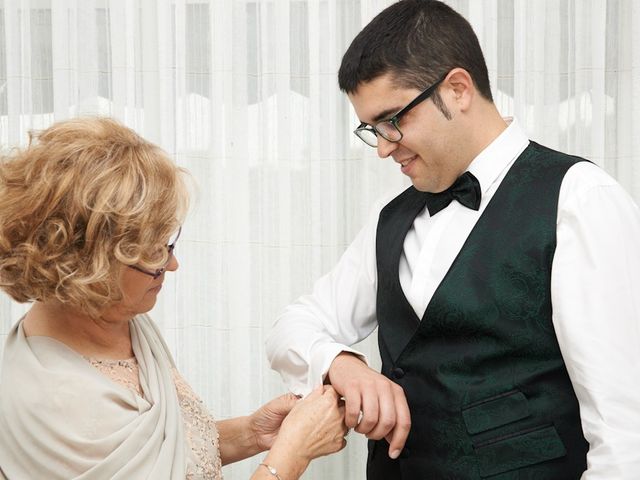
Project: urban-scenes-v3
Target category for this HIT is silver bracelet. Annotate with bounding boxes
[260,463,283,480]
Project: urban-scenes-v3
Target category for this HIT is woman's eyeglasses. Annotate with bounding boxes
[128,226,182,279]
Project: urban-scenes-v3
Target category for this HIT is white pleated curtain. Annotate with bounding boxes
[0,1,638,478]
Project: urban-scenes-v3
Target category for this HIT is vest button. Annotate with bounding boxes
[391,367,405,379]
[399,447,411,459]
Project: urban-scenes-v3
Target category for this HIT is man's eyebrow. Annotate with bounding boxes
[371,106,402,123]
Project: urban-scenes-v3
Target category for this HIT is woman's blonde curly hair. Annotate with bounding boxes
[0,117,189,317]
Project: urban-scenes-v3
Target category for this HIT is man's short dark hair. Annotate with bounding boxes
[338,0,493,103]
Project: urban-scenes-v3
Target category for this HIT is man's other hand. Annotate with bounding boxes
[326,352,411,459]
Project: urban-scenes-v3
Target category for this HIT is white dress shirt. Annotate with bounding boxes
[266,119,640,478]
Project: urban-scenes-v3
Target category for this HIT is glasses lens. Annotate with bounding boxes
[375,121,402,142]
[355,128,378,147]
[167,227,181,247]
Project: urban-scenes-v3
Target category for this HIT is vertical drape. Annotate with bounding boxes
[1,1,638,478]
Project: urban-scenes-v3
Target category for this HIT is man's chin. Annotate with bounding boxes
[411,180,436,193]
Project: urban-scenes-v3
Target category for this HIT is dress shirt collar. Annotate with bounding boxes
[466,117,530,195]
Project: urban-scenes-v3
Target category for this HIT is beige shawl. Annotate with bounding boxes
[0,314,186,479]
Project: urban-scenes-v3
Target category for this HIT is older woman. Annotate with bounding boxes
[0,118,347,480]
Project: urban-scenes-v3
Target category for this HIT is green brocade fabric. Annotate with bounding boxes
[370,143,589,479]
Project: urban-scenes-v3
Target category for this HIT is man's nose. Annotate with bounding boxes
[376,136,398,159]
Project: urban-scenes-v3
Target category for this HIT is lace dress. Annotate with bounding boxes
[87,357,223,480]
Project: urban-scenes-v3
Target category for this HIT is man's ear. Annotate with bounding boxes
[443,68,475,112]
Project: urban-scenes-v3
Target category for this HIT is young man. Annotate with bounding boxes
[267,1,640,478]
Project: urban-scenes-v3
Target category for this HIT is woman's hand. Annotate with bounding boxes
[279,385,348,460]
[249,392,299,451]
[253,385,348,480]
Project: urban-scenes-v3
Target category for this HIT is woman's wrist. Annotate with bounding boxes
[259,446,310,480]
[258,462,283,480]
[217,416,262,465]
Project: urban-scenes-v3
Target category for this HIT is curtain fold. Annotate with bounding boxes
[1,1,638,478]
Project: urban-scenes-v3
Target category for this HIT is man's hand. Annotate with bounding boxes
[326,352,411,459]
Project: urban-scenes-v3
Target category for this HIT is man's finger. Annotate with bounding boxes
[342,389,363,428]
[366,383,396,440]
[385,386,411,459]
[355,384,379,434]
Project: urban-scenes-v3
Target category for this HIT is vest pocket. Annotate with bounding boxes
[462,389,530,434]
[474,424,567,477]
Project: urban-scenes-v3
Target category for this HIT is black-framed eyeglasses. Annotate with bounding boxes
[128,226,182,279]
[354,73,448,148]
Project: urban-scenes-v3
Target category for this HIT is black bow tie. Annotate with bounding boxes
[423,171,482,216]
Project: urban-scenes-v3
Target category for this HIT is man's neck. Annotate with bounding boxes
[461,104,510,170]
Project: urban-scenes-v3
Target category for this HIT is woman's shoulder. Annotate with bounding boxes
[1,321,144,438]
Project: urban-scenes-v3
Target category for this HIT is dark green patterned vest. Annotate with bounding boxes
[369,143,589,479]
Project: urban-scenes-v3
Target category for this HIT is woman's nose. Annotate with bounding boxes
[166,252,179,272]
